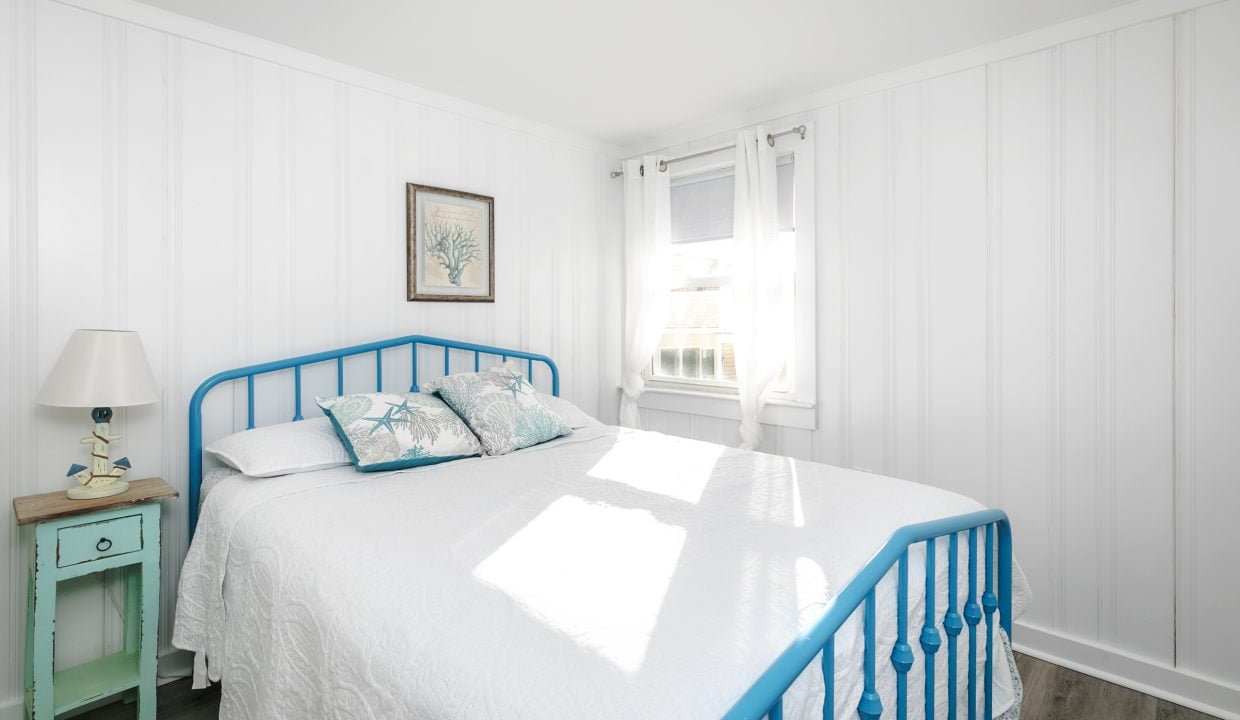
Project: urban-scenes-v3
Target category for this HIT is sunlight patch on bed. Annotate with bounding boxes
[795,556,830,632]
[585,436,724,503]
[790,460,805,527]
[747,456,805,526]
[474,496,687,673]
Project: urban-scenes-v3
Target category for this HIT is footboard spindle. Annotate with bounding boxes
[922,537,941,718]
[723,510,1012,720]
[965,527,982,720]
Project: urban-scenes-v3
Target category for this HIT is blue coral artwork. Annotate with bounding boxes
[408,183,495,302]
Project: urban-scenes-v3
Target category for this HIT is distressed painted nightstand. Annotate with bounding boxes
[12,477,178,720]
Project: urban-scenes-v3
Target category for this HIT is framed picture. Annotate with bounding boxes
[406,183,495,302]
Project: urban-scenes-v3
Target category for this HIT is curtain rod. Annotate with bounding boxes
[608,125,806,179]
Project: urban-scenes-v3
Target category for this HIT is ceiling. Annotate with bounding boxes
[139,0,1134,148]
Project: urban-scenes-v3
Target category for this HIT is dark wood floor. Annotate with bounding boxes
[70,653,1217,719]
[1014,653,1218,720]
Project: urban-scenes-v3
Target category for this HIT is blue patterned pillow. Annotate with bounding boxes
[316,392,481,472]
[424,366,571,455]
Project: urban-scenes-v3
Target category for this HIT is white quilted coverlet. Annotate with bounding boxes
[174,426,1024,719]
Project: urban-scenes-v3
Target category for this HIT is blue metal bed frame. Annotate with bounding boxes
[186,334,1013,720]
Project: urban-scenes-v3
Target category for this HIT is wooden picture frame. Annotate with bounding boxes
[406,183,495,302]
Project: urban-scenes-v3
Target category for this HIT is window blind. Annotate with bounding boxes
[669,156,794,244]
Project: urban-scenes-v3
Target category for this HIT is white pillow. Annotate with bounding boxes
[199,466,239,507]
[541,394,602,429]
[205,417,352,477]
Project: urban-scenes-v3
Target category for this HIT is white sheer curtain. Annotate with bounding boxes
[731,127,791,450]
[619,155,671,428]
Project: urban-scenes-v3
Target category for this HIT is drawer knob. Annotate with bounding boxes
[96,537,112,552]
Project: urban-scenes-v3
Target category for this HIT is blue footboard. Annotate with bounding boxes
[726,511,1013,720]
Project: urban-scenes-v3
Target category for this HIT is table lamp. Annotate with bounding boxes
[36,329,160,499]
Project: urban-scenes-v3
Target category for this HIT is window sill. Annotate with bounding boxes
[635,386,817,431]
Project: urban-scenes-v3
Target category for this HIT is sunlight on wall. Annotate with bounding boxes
[585,434,724,503]
[473,496,687,673]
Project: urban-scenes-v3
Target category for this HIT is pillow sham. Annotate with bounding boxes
[316,391,481,472]
[205,416,352,478]
[424,366,572,455]
[200,466,240,507]
[540,393,602,429]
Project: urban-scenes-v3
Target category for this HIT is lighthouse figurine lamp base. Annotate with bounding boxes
[36,329,159,501]
[65,406,133,500]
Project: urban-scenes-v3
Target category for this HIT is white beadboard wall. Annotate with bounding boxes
[638,1,1240,715]
[0,0,622,713]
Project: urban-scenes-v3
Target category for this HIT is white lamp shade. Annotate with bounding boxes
[37,329,160,408]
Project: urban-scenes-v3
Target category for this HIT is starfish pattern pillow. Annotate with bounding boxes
[316,392,481,472]
[424,366,572,455]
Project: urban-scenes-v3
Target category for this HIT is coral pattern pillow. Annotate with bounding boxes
[424,366,572,455]
[316,392,481,472]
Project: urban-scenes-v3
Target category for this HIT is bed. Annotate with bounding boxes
[173,335,1025,719]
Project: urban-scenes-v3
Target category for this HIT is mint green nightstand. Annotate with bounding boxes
[13,477,177,720]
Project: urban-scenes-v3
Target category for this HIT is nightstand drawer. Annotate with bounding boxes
[56,514,143,567]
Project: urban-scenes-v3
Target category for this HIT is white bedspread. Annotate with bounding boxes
[174,425,1026,719]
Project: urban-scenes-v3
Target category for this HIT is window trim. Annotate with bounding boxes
[637,385,817,431]
[640,121,817,429]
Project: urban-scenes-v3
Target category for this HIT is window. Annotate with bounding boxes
[647,144,804,401]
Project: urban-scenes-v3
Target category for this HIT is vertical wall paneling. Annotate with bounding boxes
[230,55,252,433]
[37,0,110,669]
[813,104,843,468]
[1177,0,1240,683]
[598,152,623,425]
[985,61,1003,514]
[1174,8,1198,675]
[119,22,169,655]
[1111,18,1175,663]
[0,1,620,708]
[1060,34,1103,642]
[249,59,290,424]
[0,0,12,694]
[840,94,887,474]
[157,33,185,658]
[995,47,1054,633]
[334,83,348,346]
[1047,45,1066,635]
[927,68,988,505]
[3,0,37,701]
[890,85,920,483]
[638,6,1237,706]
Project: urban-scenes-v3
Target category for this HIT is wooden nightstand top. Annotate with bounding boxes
[13,477,178,526]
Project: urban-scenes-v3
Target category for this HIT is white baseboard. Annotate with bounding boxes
[1015,621,1240,719]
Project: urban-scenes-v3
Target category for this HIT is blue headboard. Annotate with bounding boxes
[187,334,559,537]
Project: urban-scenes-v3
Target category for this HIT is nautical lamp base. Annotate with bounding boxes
[64,405,134,500]
[67,480,129,500]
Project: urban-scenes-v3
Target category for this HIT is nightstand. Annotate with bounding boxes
[12,477,178,720]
